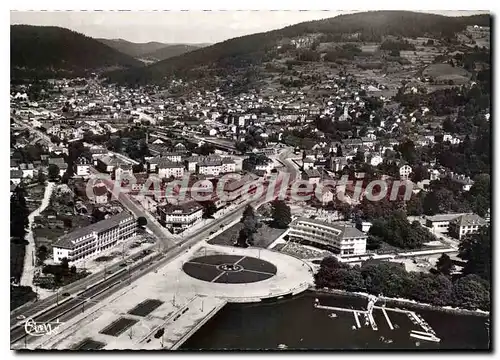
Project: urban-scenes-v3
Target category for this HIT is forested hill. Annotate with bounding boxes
[104,11,491,86]
[142,44,203,61]
[11,25,144,79]
[96,38,168,58]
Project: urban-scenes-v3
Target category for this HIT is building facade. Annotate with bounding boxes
[52,211,136,263]
[289,218,367,256]
[449,214,488,240]
[157,201,203,234]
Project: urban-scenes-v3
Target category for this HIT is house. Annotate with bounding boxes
[424,213,467,234]
[449,173,474,191]
[11,170,23,185]
[320,188,335,205]
[255,159,274,175]
[115,164,134,180]
[449,214,488,240]
[91,184,108,204]
[288,218,367,256]
[157,201,203,234]
[399,164,412,180]
[158,159,184,179]
[197,157,222,177]
[19,163,35,178]
[302,168,322,185]
[330,156,348,172]
[96,155,123,173]
[10,159,19,171]
[303,158,315,170]
[48,157,68,177]
[75,156,91,177]
[221,157,236,173]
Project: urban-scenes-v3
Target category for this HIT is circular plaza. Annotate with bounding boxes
[177,244,314,302]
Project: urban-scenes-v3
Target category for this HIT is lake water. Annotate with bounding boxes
[181,292,490,350]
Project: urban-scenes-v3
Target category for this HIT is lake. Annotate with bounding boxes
[181,291,490,350]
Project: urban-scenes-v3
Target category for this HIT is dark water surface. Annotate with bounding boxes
[181,292,490,350]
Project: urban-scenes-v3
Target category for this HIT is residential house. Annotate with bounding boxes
[11,170,23,185]
[19,163,35,178]
[75,156,91,177]
[449,214,488,240]
[221,157,236,173]
[399,164,412,180]
[158,159,185,179]
[91,184,108,204]
[197,157,222,177]
[157,201,203,234]
[115,164,134,180]
[302,168,322,185]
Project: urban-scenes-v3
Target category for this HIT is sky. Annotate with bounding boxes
[10,10,489,44]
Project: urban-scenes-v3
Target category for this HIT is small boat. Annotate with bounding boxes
[278,344,288,350]
[328,313,337,318]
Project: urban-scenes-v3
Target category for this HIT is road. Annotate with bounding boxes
[11,147,298,347]
[20,182,56,288]
[10,199,258,347]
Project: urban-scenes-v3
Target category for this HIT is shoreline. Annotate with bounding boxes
[312,288,490,317]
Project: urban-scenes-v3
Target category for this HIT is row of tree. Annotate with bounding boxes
[315,256,490,311]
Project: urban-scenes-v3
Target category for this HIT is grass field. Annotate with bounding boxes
[208,222,286,248]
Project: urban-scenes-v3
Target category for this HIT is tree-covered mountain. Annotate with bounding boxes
[97,38,168,58]
[104,11,490,86]
[142,44,204,61]
[11,25,144,78]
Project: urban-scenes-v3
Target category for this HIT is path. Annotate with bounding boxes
[20,181,55,288]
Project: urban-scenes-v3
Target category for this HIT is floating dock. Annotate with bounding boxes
[382,307,394,330]
[353,311,361,328]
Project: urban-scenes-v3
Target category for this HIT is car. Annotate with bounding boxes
[120,263,127,267]
[62,292,70,297]
[16,315,26,321]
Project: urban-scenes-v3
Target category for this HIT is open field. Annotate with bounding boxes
[208,222,286,248]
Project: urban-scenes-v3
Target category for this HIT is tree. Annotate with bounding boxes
[137,216,147,228]
[202,201,217,219]
[453,274,490,311]
[60,257,69,271]
[237,205,258,247]
[10,186,29,241]
[270,200,292,228]
[435,253,453,276]
[459,226,490,281]
[70,265,77,274]
[366,235,382,250]
[48,164,60,180]
[37,171,47,184]
[132,163,145,173]
[336,145,343,157]
[36,245,48,265]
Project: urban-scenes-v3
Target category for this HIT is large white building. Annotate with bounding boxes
[52,211,136,263]
[157,201,203,234]
[289,218,367,256]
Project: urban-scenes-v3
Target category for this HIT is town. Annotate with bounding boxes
[10,10,491,351]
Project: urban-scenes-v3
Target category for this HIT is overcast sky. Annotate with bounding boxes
[10,10,489,44]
